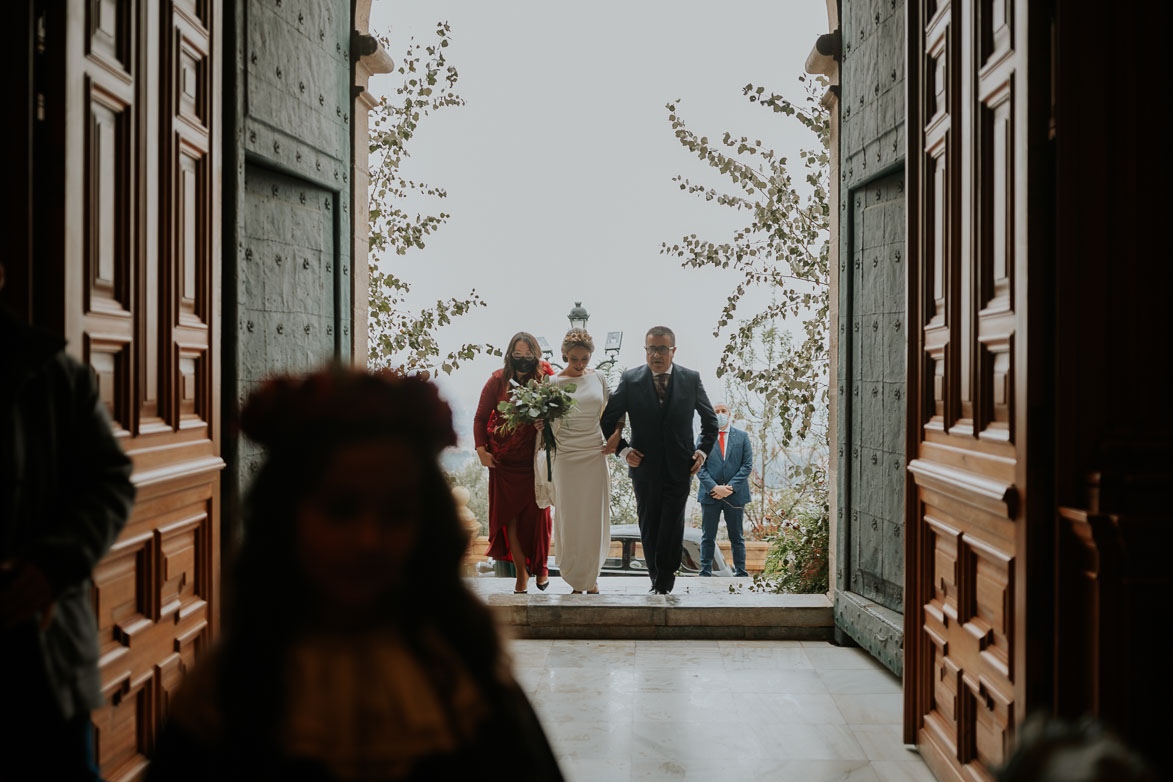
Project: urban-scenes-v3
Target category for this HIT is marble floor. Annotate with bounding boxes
[507,638,935,782]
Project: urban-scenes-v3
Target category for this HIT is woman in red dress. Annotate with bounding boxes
[474,332,553,593]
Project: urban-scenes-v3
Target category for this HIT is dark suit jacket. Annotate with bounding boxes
[697,426,753,507]
[600,364,718,482]
[1,310,135,720]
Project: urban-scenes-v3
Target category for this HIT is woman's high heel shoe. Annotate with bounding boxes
[535,578,549,591]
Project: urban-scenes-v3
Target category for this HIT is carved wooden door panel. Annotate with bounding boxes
[43,1,222,778]
[904,0,1043,779]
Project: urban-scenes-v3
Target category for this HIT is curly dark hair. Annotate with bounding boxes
[217,366,506,766]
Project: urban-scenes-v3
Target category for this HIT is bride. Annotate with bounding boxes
[537,329,619,594]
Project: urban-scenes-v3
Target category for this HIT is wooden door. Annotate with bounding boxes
[837,171,907,675]
[904,0,1049,779]
[36,1,222,778]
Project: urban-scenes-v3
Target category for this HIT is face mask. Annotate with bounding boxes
[513,357,537,373]
[716,413,729,429]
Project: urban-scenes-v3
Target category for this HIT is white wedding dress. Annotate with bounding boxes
[549,370,611,591]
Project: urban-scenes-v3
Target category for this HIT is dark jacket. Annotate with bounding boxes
[1,311,135,719]
[600,363,718,482]
[697,426,753,507]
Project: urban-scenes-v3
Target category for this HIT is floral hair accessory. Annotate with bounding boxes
[240,365,457,454]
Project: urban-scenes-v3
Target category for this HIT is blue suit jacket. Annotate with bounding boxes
[696,426,753,507]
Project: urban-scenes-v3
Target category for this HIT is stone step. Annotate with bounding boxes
[467,577,834,640]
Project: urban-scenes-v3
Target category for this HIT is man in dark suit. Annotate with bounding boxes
[0,262,136,779]
[696,402,753,577]
[600,326,718,594]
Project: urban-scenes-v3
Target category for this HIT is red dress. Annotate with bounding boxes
[473,366,554,578]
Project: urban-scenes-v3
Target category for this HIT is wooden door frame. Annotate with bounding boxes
[902,0,1055,757]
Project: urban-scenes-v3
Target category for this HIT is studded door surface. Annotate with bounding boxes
[834,0,908,677]
[904,0,1040,779]
[235,165,341,483]
[40,1,223,778]
[223,0,354,503]
[839,172,907,673]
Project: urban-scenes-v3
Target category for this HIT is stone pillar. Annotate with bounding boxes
[806,4,840,600]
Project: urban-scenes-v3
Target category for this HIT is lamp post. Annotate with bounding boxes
[568,301,590,331]
[538,302,622,373]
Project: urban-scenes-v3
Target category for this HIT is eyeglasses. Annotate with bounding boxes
[511,353,534,359]
[644,345,674,355]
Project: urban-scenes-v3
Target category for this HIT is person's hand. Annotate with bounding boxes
[534,419,545,433]
[625,449,644,468]
[0,561,55,629]
[601,429,621,455]
[712,485,733,499]
[690,451,706,475]
[477,448,496,469]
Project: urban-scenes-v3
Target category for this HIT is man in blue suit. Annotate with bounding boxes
[696,402,753,577]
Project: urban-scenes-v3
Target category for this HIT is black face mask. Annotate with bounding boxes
[513,357,537,374]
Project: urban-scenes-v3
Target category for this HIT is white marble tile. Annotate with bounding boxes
[636,640,722,650]
[717,639,805,648]
[724,667,829,694]
[850,725,920,761]
[754,759,880,781]
[628,720,765,764]
[758,692,847,724]
[834,693,904,724]
[635,646,724,669]
[506,639,553,668]
[529,666,636,695]
[558,757,632,782]
[630,665,731,693]
[512,666,547,695]
[542,718,634,755]
[633,690,767,723]
[871,759,939,782]
[530,688,634,724]
[804,646,891,670]
[721,645,814,669]
[752,722,868,761]
[631,756,756,780]
[818,667,903,694]
[547,640,638,668]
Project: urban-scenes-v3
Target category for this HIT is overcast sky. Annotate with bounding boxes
[367,1,831,446]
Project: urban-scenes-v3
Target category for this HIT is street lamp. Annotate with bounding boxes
[539,303,622,372]
[568,301,590,331]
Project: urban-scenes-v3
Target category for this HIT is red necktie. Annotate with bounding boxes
[719,430,726,458]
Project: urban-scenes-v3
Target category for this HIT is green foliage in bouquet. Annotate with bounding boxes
[495,379,578,479]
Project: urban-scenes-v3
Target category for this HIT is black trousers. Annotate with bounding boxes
[1,625,102,781]
[631,472,690,592]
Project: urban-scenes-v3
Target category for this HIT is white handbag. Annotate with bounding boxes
[534,431,556,509]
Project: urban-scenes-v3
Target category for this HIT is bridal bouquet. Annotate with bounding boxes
[496,378,577,479]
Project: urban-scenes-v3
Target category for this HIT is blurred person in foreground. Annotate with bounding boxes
[997,714,1157,782]
[147,367,563,781]
[0,261,136,781]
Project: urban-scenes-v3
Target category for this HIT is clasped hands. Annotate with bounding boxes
[710,485,734,499]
